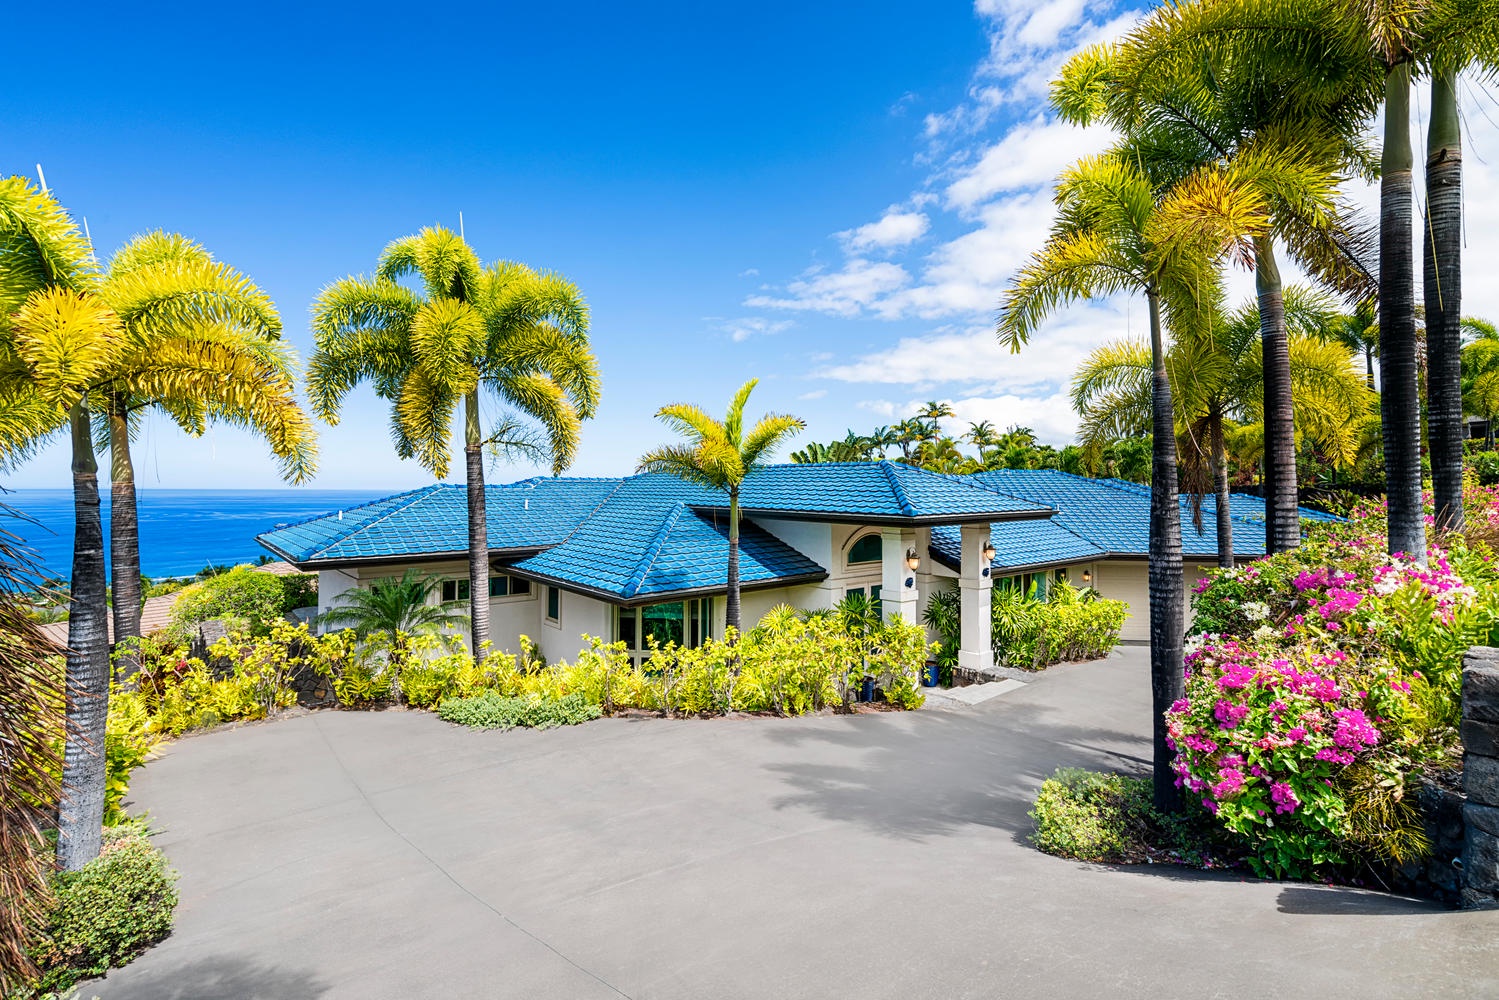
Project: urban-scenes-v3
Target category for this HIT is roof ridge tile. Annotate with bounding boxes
[621,503,688,599]
[878,461,919,518]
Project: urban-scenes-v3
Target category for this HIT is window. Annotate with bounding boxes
[845,585,883,619]
[441,579,470,602]
[546,586,560,622]
[847,534,883,565]
[617,598,713,659]
[488,574,532,598]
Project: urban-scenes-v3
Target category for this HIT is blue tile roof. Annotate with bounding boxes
[929,518,1106,571]
[511,478,826,602]
[964,470,1337,562]
[255,478,621,564]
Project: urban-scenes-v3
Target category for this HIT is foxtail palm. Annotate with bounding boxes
[1460,318,1499,448]
[309,227,599,656]
[96,232,316,672]
[637,378,804,633]
[1057,15,1378,554]
[0,178,116,870]
[1000,150,1268,810]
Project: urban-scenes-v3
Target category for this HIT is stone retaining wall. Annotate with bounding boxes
[1461,647,1499,908]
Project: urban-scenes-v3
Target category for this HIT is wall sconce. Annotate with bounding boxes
[905,548,921,572]
[981,540,996,564]
[1082,568,1093,586]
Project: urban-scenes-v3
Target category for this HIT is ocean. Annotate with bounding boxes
[1,489,390,581]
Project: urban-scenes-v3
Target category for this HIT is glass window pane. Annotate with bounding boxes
[547,587,560,620]
[617,607,637,648]
[489,576,508,598]
[441,581,456,602]
[641,601,685,648]
[459,579,470,602]
[848,534,882,564]
[511,577,530,595]
[871,584,883,618]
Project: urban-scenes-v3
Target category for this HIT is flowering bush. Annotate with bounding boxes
[1173,487,1499,877]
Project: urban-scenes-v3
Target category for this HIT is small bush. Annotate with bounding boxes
[1030,768,1228,867]
[993,582,1127,669]
[166,566,286,643]
[437,691,601,730]
[22,827,178,997]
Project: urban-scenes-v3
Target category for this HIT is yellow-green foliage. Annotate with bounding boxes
[992,581,1128,669]
[103,692,159,825]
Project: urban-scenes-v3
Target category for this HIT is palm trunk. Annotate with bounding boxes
[58,402,110,871]
[108,395,143,683]
[1211,412,1233,570]
[1424,69,1463,534]
[1365,349,1376,391]
[1379,63,1427,564]
[1255,236,1298,554]
[1146,290,1184,813]
[726,488,741,635]
[464,392,490,656]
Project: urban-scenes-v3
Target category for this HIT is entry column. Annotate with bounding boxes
[881,527,918,624]
[958,523,994,673]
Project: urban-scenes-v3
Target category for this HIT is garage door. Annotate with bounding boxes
[1095,561,1150,641]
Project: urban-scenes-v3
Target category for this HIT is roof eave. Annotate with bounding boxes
[694,505,1054,527]
[503,567,830,607]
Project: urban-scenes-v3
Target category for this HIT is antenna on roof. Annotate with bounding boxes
[338,510,343,521]
[35,164,47,192]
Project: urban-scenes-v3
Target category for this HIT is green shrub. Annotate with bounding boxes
[992,581,1126,668]
[166,566,286,643]
[1030,768,1227,866]
[437,691,602,730]
[22,826,178,997]
[103,692,159,825]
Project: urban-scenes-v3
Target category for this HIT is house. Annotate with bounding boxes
[255,462,1335,668]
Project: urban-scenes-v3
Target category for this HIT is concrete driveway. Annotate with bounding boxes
[97,647,1499,1000]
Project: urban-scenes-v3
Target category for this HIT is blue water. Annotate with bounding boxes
[1,489,390,581]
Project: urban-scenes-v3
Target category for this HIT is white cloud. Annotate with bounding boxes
[719,316,792,342]
[738,267,760,278]
[945,116,1113,211]
[745,259,911,317]
[820,300,1131,392]
[837,207,931,252]
[797,389,828,400]
[947,391,1080,446]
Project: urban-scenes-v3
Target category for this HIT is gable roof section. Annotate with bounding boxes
[508,479,826,604]
[256,478,622,565]
[966,470,1338,561]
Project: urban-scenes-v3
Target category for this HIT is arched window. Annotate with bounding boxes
[847,533,883,566]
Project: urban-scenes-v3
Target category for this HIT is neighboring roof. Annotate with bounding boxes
[961,470,1338,564]
[250,560,311,577]
[255,462,1052,569]
[256,478,621,566]
[511,479,827,604]
[38,591,181,651]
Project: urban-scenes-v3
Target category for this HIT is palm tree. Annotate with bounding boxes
[0,508,65,990]
[1460,318,1499,449]
[916,400,955,425]
[999,150,1267,810]
[638,378,804,634]
[965,420,1000,451]
[1074,287,1374,567]
[309,227,599,656]
[318,569,466,666]
[95,232,316,673]
[1425,12,1499,532]
[1324,298,1378,388]
[1057,14,1378,556]
[1120,0,1499,558]
[0,178,118,870]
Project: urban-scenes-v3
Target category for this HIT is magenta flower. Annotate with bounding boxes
[1270,782,1300,815]
[1213,700,1251,730]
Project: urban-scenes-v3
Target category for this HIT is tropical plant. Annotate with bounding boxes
[638,378,805,633]
[1462,318,1499,449]
[998,147,1269,809]
[1073,286,1374,566]
[0,177,117,871]
[93,232,315,672]
[166,565,291,645]
[1055,10,1378,556]
[309,226,599,656]
[317,570,467,664]
[0,511,64,992]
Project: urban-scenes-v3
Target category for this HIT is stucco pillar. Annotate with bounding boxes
[958,523,993,672]
[881,527,918,624]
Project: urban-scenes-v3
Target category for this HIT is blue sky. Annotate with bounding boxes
[6,0,1498,490]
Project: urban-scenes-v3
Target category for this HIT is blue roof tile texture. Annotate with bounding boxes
[511,478,826,600]
[929,518,1106,571]
[967,470,1337,560]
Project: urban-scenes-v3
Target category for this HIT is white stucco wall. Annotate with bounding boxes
[535,585,612,665]
[1088,559,1215,642]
